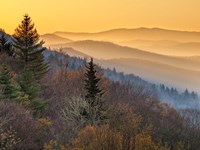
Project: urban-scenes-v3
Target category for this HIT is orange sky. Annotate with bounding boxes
[1,0,200,34]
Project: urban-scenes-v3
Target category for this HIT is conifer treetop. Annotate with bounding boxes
[13,14,40,47]
[12,14,49,78]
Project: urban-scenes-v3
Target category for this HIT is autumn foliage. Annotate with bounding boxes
[0,15,200,149]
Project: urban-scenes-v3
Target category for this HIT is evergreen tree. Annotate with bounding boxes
[18,68,47,116]
[183,89,189,99]
[84,58,106,125]
[84,58,103,103]
[18,68,41,99]
[0,65,28,103]
[13,14,49,79]
[0,32,14,56]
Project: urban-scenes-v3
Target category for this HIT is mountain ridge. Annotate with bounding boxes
[48,40,200,72]
[53,27,200,35]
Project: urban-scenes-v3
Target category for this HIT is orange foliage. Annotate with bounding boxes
[135,134,169,150]
[72,124,123,150]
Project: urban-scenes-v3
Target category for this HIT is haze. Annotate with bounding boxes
[1,0,200,34]
[1,0,200,94]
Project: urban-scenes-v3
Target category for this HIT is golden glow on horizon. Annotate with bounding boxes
[1,0,200,34]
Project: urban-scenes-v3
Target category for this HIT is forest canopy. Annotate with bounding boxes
[0,15,200,150]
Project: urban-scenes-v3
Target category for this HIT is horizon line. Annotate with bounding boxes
[49,27,200,34]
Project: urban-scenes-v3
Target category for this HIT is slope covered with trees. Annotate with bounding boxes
[0,15,200,149]
[46,50,200,110]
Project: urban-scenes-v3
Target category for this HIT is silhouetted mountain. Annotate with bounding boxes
[97,58,200,92]
[49,47,90,58]
[44,50,200,109]
[49,40,200,72]
[41,33,72,45]
[44,28,200,56]
[53,27,200,42]
[120,40,200,56]
[46,40,200,91]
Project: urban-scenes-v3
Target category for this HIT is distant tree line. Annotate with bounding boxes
[1,14,200,149]
[46,51,200,110]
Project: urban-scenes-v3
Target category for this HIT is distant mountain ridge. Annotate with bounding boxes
[119,40,200,56]
[44,50,200,109]
[49,40,200,72]
[53,27,200,42]
[43,27,200,56]
[97,57,200,92]
[46,39,200,92]
[54,27,200,36]
[41,34,72,45]
[3,31,200,92]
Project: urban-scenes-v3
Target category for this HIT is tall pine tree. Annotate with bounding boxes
[12,14,48,116]
[13,14,49,79]
[84,58,103,103]
[84,58,106,125]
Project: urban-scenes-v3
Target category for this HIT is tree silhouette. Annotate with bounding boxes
[13,14,49,79]
[84,58,106,125]
[84,58,103,104]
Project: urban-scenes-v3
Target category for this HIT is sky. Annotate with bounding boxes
[1,0,200,34]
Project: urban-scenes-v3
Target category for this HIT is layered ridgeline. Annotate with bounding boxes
[45,50,200,110]
[41,28,200,92]
[2,16,200,149]
[2,28,200,109]
[42,27,200,56]
[41,38,200,92]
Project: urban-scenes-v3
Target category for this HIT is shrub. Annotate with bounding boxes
[135,134,169,150]
[0,101,41,149]
[106,104,143,149]
[72,124,123,150]
[0,118,21,149]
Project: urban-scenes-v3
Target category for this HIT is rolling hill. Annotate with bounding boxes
[40,28,200,92]
[43,28,200,56]
[97,58,200,92]
[46,40,200,92]
[119,40,200,56]
[53,27,200,42]
[41,34,72,45]
[49,40,200,72]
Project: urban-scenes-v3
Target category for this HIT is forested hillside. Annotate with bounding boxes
[46,50,200,110]
[0,15,200,150]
